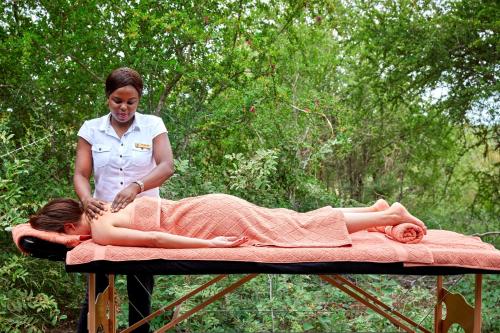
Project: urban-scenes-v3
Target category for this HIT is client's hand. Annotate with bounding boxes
[111,184,140,213]
[82,197,107,220]
[209,236,248,248]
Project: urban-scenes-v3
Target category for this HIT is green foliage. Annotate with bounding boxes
[0,156,30,229]
[0,116,83,331]
[111,274,499,332]
[0,255,67,332]
[224,149,279,204]
[161,158,225,199]
[0,119,76,230]
[0,0,498,331]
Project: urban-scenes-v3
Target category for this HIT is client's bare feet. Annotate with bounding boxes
[387,202,427,232]
[372,199,390,211]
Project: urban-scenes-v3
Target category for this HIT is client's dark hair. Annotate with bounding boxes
[29,198,83,232]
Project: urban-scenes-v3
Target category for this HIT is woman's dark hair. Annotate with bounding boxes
[29,198,83,232]
[105,67,143,97]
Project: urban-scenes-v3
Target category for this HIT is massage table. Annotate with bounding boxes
[13,223,500,333]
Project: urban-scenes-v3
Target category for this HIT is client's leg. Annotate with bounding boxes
[338,199,390,213]
[344,203,425,233]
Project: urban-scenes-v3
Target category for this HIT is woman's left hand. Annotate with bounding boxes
[111,183,140,212]
[209,236,248,248]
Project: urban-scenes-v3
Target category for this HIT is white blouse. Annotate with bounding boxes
[77,112,168,202]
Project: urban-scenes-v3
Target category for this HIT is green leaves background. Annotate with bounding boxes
[1,0,498,331]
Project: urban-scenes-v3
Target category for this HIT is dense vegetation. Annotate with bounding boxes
[1,0,498,332]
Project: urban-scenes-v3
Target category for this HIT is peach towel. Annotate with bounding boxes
[132,195,353,248]
[64,230,500,271]
[11,223,90,254]
[10,224,500,271]
[369,223,425,244]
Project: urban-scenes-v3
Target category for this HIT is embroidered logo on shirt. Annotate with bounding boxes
[135,143,152,150]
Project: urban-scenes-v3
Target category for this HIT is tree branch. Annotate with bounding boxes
[154,41,195,116]
[471,231,500,237]
[291,104,334,137]
[154,71,183,116]
[38,45,103,83]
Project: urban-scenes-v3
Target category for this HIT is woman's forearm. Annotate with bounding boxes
[140,161,174,192]
[74,137,94,202]
[92,224,213,249]
[137,132,174,192]
[74,174,93,202]
[152,231,212,248]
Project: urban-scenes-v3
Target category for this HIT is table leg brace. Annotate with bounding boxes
[86,273,483,333]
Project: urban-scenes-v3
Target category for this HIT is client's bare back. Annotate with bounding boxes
[90,202,134,230]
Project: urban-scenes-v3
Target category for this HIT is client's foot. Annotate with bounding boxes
[372,199,390,211]
[388,203,427,231]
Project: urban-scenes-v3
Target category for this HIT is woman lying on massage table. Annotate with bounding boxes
[28,194,426,248]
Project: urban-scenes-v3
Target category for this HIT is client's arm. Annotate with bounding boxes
[91,224,245,248]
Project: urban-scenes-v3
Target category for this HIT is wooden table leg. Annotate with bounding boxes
[88,274,96,333]
[473,274,482,333]
[435,276,443,333]
[435,274,483,333]
[108,274,116,333]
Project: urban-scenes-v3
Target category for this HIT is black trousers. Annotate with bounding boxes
[77,273,154,333]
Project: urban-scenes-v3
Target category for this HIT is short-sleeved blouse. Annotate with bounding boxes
[77,112,167,202]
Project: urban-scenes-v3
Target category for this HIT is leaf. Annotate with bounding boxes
[303,322,314,330]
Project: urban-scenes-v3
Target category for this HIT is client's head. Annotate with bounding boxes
[29,198,88,234]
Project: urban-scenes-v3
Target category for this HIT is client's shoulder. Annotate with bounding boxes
[91,205,132,229]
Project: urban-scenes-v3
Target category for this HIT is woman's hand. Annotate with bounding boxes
[111,183,141,213]
[209,236,247,248]
[82,197,107,220]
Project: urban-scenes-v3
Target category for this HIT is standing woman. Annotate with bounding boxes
[74,67,174,333]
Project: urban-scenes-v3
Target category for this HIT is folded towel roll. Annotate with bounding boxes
[368,223,425,244]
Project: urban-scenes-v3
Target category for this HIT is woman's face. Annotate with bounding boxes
[107,85,140,125]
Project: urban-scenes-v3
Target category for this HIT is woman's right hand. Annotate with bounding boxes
[82,197,107,220]
[209,236,247,248]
